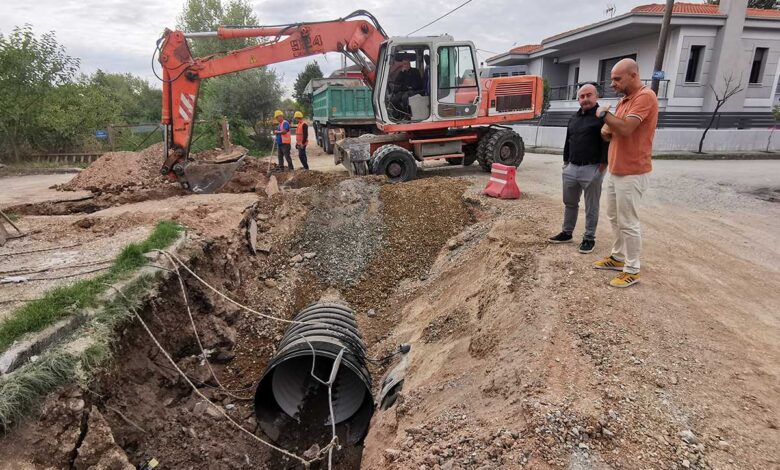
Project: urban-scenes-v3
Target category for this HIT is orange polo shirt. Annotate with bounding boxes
[607,86,658,176]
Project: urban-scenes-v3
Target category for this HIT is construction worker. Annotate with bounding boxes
[293,111,310,170]
[274,110,293,171]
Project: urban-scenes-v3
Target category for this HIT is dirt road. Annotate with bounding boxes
[0,174,90,209]
[363,155,780,470]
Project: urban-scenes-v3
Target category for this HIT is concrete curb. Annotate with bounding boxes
[0,233,189,376]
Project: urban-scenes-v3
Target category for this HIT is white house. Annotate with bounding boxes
[486,0,780,114]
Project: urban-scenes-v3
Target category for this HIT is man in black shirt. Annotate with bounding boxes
[549,83,609,254]
[390,58,424,118]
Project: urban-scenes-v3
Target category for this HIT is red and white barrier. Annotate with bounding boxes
[483,163,521,199]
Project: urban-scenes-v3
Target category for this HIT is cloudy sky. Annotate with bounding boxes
[1,0,657,96]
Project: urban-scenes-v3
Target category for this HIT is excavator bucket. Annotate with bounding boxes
[182,154,246,194]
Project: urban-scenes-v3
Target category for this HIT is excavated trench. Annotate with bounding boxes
[1,173,475,469]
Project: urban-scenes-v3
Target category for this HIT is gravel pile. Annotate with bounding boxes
[300,178,383,285]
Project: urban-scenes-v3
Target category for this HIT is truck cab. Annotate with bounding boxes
[373,36,481,129]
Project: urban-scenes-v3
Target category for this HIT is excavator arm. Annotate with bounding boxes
[158,11,387,192]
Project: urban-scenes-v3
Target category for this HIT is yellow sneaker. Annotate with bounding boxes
[609,272,640,288]
[593,255,625,271]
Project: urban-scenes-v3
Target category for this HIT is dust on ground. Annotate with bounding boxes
[1,153,778,470]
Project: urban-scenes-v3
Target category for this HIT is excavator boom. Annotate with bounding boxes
[158,11,387,191]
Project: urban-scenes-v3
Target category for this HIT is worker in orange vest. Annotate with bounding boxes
[293,111,310,170]
[274,110,293,171]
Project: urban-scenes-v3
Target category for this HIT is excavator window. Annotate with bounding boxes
[436,45,479,119]
[385,46,431,123]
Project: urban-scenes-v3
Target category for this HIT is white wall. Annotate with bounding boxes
[574,34,660,82]
[513,125,780,152]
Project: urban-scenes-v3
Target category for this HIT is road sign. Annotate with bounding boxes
[652,70,665,80]
[95,129,108,140]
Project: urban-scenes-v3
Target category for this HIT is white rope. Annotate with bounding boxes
[155,250,334,329]
[128,296,333,468]
[160,251,253,401]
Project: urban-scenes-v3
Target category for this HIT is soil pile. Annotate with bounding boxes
[60,144,266,194]
[61,143,169,193]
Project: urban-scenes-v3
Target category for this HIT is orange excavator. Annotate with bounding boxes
[158,10,543,192]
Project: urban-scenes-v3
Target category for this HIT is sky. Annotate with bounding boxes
[1,0,658,97]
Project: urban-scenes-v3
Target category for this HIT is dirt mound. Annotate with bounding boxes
[61,144,260,194]
[61,143,169,193]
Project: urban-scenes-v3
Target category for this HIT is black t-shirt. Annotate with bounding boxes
[393,68,424,93]
[563,104,609,165]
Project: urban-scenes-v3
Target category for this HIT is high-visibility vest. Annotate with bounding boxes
[279,121,291,144]
[296,121,307,146]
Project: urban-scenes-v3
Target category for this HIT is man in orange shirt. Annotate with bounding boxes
[594,58,658,288]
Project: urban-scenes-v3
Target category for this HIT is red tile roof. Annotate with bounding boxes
[492,2,780,63]
[509,44,542,54]
[631,2,780,18]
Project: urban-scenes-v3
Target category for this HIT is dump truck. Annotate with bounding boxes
[307,78,377,155]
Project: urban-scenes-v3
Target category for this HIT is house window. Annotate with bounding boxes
[685,45,704,83]
[749,47,768,84]
[598,54,637,97]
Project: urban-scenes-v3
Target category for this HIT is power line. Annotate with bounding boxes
[407,0,475,36]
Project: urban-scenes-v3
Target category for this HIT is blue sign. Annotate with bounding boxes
[95,129,108,140]
[652,70,665,80]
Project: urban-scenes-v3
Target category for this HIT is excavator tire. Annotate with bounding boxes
[463,143,478,166]
[478,129,524,171]
[476,130,498,172]
[371,144,417,183]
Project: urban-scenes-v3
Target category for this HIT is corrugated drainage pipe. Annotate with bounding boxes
[254,302,374,447]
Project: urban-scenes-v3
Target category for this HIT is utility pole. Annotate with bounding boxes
[651,0,675,95]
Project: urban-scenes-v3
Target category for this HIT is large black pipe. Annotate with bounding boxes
[254,302,374,447]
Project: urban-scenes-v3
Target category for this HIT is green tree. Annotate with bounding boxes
[89,70,162,123]
[200,67,283,150]
[0,25,79,160]
[176,0,259,58]
[293,61,324,116]
[706,0,777,8]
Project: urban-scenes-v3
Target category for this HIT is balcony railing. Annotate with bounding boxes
[549,79,669,101]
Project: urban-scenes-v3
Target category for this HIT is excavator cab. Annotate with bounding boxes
[373,36,481,126]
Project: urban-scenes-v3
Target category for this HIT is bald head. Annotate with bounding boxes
[610,58,642,95]
[577,83,599,111]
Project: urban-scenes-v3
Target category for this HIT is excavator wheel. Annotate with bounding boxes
[476,130,497,172]
[371,144,417,183]
[463,144,478,166]
[477,129,524,171]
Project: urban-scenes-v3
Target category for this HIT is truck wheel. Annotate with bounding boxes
[372,144,417,183]
[479,129,524,170]
[476,130,497,172]
[321,126,334,154]
[446,157,464,165]
[313,123,322,147]
[463,144,478,166]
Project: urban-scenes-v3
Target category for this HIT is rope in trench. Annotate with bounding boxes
[120,251,346,467]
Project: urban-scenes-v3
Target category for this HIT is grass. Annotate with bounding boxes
[0,273,157,431]
[0,220,181,353]
[4,213,20,223]
[0,352,78,432]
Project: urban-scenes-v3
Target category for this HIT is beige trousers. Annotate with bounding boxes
[605,172,650,274]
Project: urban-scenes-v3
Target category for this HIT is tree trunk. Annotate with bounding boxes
[698,103,722,153]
